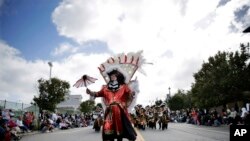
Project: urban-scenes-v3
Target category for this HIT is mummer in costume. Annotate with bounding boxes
[75,51,150,141]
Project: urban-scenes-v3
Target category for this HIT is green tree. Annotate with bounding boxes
[33,78,70,112]
[80,100,95,114]
[191,51,229,108]
[191,45,250,108]
[167,89,189,110]
[227,44,250,103]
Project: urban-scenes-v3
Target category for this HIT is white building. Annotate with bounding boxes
[57,95,82,113]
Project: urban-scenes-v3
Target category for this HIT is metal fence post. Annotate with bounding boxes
[4,100,6,109]
[22,103,24,115]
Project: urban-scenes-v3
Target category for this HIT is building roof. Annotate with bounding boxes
[57,95,82,109]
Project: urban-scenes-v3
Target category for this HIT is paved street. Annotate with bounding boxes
[139,123,229,141]
[20,123,229,141]
[20,127,102,141]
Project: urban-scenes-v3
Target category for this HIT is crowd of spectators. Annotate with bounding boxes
[39,111,95,133]
[0,108,100,141]
[129,103,250,132]
[0,109,34,141]
[1,103,249,140]
[171,104,250,127]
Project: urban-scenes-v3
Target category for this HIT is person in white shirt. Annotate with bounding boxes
[52,113,58,122]
[241,107,249,118]
[16,116,30,132]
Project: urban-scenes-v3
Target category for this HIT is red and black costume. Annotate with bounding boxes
[96,84,137,141]
[82,51,148,141]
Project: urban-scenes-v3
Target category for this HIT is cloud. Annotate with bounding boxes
[161,50,174,59]
[171,58,202,90]
[51,40,111,58]
[78,40,112,54]
[173,0,189,16]
[0,40,49,103]
[0,40,111,104]
[1,0,250,107]
[217,0,231,8]
[52,42,78,56]
[50,0,250,106]
[234,5,250,23]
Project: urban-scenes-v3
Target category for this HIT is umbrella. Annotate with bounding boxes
[73,75,98,88]
[73,75,98,100]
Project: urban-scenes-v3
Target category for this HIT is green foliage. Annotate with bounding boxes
[190,45,250,108]
[167,89,191,110]
[80,100,95,114]
[33,78,70,112]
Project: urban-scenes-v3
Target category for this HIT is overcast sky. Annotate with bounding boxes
[0,0,249,106]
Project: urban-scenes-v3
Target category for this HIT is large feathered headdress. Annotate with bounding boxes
[98,50,151,111]
[98,50,149,84]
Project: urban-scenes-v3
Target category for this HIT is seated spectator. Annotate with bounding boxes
[241,107,249,119]
[64,117,73,128]
[81,118,88,127]
[228,108,237,125]
[7,116,21,140]
[55,116,62,128]
[213,117,221,127]
[23,112,33,131]
[241,107,249,125]
[2,109,10,124]
[59,119,69,130]
[7,116,17,129]
[16,116,30,133]
[41,119,54,133]
[221,108,228,124]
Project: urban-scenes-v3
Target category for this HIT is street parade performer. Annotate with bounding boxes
[85,51,149,141]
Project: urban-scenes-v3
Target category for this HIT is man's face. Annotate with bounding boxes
[110,74,117,81]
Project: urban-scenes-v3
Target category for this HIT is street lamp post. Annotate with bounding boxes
[48,62,53,80]
[166,87,171,104]
[168,87,171,96]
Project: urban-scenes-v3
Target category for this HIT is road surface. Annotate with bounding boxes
[21,123,229,141]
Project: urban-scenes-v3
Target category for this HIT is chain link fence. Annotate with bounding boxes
[0,99,39,118]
